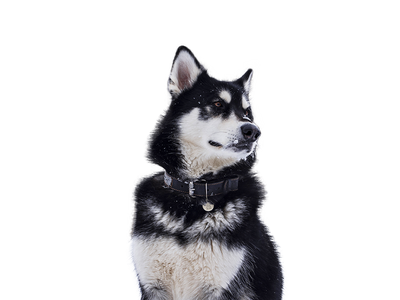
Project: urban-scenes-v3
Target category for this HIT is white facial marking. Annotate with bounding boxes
[179,108,252,178]
[219,90,232,103]
[242,95,250,109]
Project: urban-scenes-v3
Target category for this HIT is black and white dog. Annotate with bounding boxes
[132,46,283,300]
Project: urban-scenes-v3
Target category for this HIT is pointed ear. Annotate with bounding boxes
[168,46,205,98]
[236,69,253,94]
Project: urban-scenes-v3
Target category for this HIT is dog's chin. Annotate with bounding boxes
[230,142,254,153]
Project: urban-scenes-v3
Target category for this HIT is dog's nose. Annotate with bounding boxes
[241,124,261,141]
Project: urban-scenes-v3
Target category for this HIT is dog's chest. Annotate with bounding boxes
[132,236,244,299]
[132,202,247,299]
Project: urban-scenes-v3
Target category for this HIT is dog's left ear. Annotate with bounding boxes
[168,46,205,98]
[236,69,253,95]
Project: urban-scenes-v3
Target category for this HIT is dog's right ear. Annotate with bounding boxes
[168,46,205,98]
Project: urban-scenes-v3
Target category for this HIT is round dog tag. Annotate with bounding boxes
[202,202,214,211]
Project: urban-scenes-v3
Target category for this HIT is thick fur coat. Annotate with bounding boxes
[132,46,283,300]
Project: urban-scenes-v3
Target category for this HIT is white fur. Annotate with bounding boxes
[178,108,255,179]
[132,236,245,300]
[147,199,247,236]
[242,95,250,109]
[219,90,232,103]
[185,199,247,236]
[133,199,249,298]
[150,205,185,233]
[168,50,203,96]
[243,70,253,94]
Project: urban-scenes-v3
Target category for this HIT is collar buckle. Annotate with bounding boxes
[188,181,195,197]
[163,171,239,198]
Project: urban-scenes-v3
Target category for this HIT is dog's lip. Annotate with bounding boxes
[208,140,223,148]
[234,142,249,148]
[209,140,254,152]
[229,141,254,152]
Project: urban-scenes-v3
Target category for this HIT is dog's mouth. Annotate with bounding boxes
[208,140,223,148]
[209,139,254,153]
[230,142,253,153]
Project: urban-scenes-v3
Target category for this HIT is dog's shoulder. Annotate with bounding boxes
[134,171,165,200]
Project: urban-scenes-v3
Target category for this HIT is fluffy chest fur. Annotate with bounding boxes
[132,236,245,300]
[132,196,250,299]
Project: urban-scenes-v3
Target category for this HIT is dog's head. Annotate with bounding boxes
[149,46,261,180]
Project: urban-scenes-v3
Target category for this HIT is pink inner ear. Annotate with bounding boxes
[177,63,191,91]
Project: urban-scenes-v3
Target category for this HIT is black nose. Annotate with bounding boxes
[241,124,261,141]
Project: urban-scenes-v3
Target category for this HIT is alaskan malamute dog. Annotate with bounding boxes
[132,46,283,300]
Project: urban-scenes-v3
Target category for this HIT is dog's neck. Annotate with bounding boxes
[178,141,242,180]
[163,172,239,199]
[169,152,256,183]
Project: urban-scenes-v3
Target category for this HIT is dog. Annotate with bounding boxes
[131,46,283,300]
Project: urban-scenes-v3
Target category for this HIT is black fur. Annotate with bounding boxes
[133,173,282,299]
[148,71,255,177]
[132,46,283,300]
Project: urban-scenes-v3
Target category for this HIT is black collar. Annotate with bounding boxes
[163,172,239,197]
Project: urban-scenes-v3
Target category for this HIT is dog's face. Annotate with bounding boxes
[162,46,261,178]
[178,84,261,162]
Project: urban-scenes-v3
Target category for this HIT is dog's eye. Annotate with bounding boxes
[245,109,249,116]
[214,101,222,107]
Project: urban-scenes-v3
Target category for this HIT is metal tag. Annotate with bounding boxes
[202,202,214,211]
